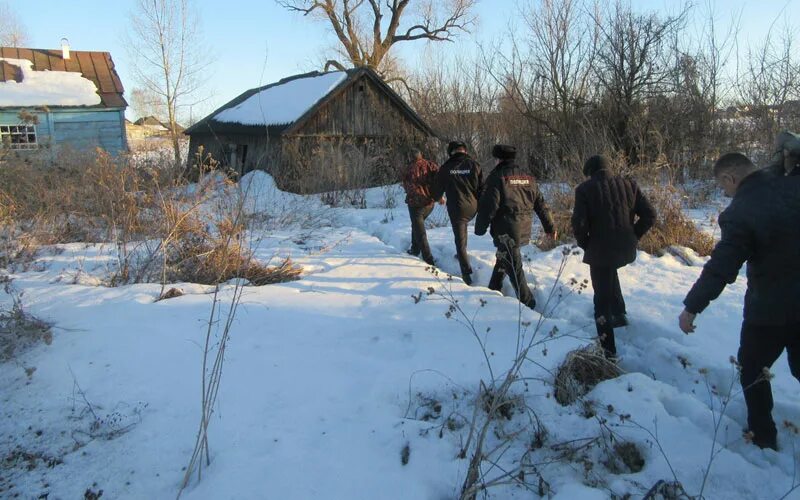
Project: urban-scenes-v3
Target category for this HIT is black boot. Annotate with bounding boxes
[611,314,628,328]
[597,316,617,361]
[749,429,778,451]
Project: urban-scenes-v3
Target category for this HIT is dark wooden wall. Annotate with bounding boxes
[187,73,438,192]
[293,74,426,139]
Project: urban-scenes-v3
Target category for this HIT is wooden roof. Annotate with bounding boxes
[186,67,437,138]
[0,47,127,108]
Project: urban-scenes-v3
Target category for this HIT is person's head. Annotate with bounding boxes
[582,155,609,177]
[491,144,516,165]
[408,147,423,162]
[713,152,757,197]
[784,148,800,174]
[447,140,467,156]
[774,131,800,174]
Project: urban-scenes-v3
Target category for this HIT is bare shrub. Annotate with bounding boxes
[639,184,715,257]
[0,148,302,288]
[605,441,645,474]
[0,285,52,361]
[554,345,622,406]
[536,186,575,250]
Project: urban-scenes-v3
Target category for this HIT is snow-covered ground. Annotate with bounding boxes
[1,172,799,499]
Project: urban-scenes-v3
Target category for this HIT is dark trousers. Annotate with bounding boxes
[590,266,627,357]
[488,236,534,308]
[408,204,434,264]
[450,219,472,276]
[738,321,800,446]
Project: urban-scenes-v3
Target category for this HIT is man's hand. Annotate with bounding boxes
[679,309,697,334]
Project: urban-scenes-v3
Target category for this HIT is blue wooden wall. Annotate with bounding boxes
[0,108,127,154]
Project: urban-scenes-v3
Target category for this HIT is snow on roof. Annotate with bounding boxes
[213,71,348,126]
[0,57,101,107]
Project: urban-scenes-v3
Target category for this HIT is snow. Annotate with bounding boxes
[0,58,101,107]
[2,172,800,499]
[213,72,348,126]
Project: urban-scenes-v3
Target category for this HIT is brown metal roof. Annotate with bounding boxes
[0,47,127,108]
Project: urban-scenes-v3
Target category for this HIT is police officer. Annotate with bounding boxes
[431,141,483,285]
[475,145,556,309]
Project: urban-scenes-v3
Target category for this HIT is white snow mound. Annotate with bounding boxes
[213,72,347,126]
[0,58,101,107]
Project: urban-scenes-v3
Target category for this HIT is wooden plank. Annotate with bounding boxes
[75,52,97,83]
[51,110,121,122]
[0,61,11,82]
[90,52,114,93]
[32,49,50,71]
[104,54,125,93]
[47,49,67,72]
[0,47,19,59]
[16,48,34,64]
[63,49,82,73]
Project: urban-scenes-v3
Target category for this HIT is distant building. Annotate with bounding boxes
[185,67,438,193]
[126,116,185,148]
[0,45,127,154]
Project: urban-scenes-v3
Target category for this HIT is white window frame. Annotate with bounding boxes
[0,124,38,150]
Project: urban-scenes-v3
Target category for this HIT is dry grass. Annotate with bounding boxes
[0,291,52,361]
[539,178,715,257]
[537,187,575,250]
[0,148,303,287]
[639,184,715,257]
[554,345,622,406]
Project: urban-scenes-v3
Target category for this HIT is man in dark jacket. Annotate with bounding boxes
[475,145,556,309]
[571,155,656,359]
[431,141,483,285]
[402,149,441,266]
[764,130,800,177]
[680,152,800,451]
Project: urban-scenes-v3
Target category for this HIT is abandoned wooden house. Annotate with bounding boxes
[0,43,127,154]
[185,67,438,193]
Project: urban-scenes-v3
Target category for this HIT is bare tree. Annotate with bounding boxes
[129,87,164,122]
[737,20,800,157]
[276,0,477,78]
[409,52,503,162]
[126,0,209,167]
[593,0,690,164]
[0,2,29,47]
[477,0,602,177]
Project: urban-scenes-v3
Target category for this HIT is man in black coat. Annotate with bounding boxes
[431,141,483,285]
[475,145,556,309]
[679,152,800,451]
[571,155,656,359]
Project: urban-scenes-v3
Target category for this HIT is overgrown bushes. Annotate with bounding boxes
[0,148,302,287]
[541,179,716,257]
[639,184,715,257]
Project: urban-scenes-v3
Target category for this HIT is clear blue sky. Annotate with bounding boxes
[9,0,798,120]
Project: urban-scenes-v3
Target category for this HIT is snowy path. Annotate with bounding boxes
[2,176,799,499]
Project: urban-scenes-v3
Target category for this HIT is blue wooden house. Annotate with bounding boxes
[0,45,128,153]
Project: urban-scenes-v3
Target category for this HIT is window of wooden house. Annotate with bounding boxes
[0,124,38,150]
